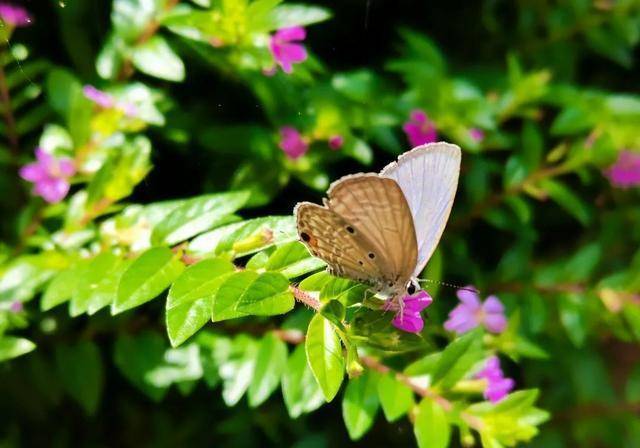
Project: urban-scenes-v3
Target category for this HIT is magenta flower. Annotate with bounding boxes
[83,85,115,109]
[391,290,433,333]
[444,287,507,334]
[279,126,308,160]
[469,128,485,142]
[269,26,307,74]
[403,110,438,147]
[475,356,515,403]
[0,2,31,27]
[604,150,640,188]
[19,148,76,203]
[328,135,344,150]
[9,301,23,313]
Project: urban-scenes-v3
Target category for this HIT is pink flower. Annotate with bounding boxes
[403,110,438,147]
[469,128,485,142]
[269,26,307,74]
[475,356,515,403]
[0,2,31,27]
[19,148,75,203]
[391,290,433,333]
[83,85,115,108]
[83,85,137,117]
[328,135,344,150]
[444,287,507,335]
[604,150,640,188]
[9,301,22,313]
[278,126,308,159]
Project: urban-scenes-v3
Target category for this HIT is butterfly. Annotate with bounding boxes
[294,141,461,305]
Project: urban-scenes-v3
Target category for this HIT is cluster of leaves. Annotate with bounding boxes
[1,0,640,446]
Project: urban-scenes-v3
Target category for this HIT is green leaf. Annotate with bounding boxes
[70,252,122,317]
[151,192,250,246]
[282,344,325,418]
[342,371,380,440]
[0,253,65,302]
[87,259,133,315]
[414,397,451,448]
[189,216,296,258]
[132,35,185,81]
[112,247,185,314]
[268,5,331,30]
[219,336,258,406]
[431,329,484,388]
[212,271,256,322]
[0,336,36,362]
[55,341,104,415]
[113,332,168,401]
[377,373,414,421]
[145,343,203,388]
[41,263,83,311]
[166,259,235,347]
[305,313,344,401]
[264,241,325,278]
[235,272,294,316]
[539,179,591,225]
[625,363,640,403]
[558,293,587,347]
[248,333,288,407]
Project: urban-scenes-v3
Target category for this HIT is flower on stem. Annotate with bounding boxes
[328,135,344,150]
[403,110,438,147]
[391,290,433,333]
[269,26,307,74]
[475,356,515,403]
[444,287,507,334]
[278,126,308,159]
[19,148,75,203]
[604,150,640,188]
[0,2,31,28]
[9,301,22,313]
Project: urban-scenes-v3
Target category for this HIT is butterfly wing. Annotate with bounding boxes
[380,142,461,277]
[295,201,386,284]
[326,174,418,285]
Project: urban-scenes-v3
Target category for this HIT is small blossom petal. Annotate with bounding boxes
[457,287,481,308]
[0,3,31,27]
[9,301,23,313]
[445,287,507,335]
[328,135,344,150]
[392,290,433,333]
[443,306,480,333]
[279,126,308,159]
[403,109,437,147]
[20,148,75,203]
[83,85,115,108]
[469,128,485,142]
[604,150,640,188]
[476,356,514,403]
[270,26,308,74]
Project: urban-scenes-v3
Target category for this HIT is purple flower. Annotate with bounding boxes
[278,126,308,159]
[0,2,31,27]
[469,128,485,142]
[403,110,438,147]
[19,148,75,203]
[475,356,515,403]
[9,301,22,313]
[328,135,344,150]
[604,150,640,188]
[269,26,307,74]
[83,85,115,109]
[391,290,433,333]
[444,287,507,335]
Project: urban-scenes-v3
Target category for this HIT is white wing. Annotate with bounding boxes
[380,142,461,277]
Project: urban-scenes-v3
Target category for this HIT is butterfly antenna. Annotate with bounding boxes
[418,278,479,294]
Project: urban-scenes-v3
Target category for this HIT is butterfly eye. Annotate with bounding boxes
[346,226,355,234]
[300,232,310,242]
[407,282,416,295]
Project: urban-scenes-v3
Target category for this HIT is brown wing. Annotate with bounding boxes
[295,202,386,285]
[326,174,418,284]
